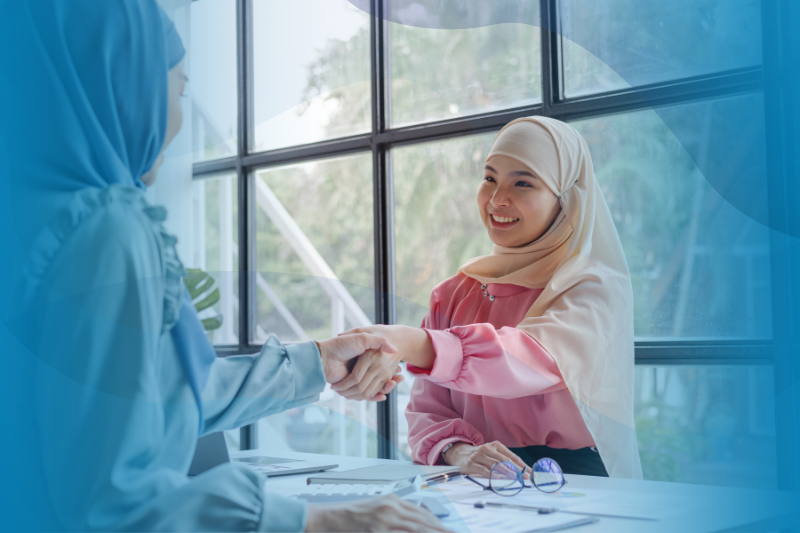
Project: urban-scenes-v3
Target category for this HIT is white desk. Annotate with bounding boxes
[233,449,799,532]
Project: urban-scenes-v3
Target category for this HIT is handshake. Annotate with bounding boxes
[316,325,434,402]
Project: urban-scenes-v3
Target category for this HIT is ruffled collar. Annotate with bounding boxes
[19,184,185,333]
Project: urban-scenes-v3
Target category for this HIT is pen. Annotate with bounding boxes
[474,501,657,521]
[424,472,462,484]
[474,501,558,514]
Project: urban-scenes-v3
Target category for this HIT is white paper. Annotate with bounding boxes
[443,503,594,533]
[422,477,487,501]
[476,487,681,520]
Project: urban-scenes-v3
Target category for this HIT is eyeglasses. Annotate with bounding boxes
[465,457,565,496]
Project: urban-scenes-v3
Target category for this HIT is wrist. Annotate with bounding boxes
[402,327,435,369]
[444,442,471,466]
[315,340,330,381]
[314,340,324,361]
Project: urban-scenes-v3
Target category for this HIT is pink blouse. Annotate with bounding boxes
[406,273,596,465]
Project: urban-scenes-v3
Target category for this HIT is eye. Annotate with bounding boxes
[516,180,533,187]
[484,175,496,182]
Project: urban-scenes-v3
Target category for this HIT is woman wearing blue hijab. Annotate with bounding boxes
[0,1,446,531]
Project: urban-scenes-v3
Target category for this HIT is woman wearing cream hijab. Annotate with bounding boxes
[336,116,642,479]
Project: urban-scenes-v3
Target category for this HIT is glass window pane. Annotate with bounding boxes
[560,0,762,98]
[392,135,496,329]
[190,0,238,162]
[252,0,371,152]
[389,2,542,127]
[392,135,495,458]
[572,94,771,339]
[190,173,239,345]
[635,365,776,489]
[253,154,376,457]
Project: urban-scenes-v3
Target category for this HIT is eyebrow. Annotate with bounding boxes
[509,170,537,179]
[485,164,539,180]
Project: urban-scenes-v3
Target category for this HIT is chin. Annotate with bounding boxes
[487,232,512,248]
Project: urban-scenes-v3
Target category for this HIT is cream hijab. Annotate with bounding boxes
[459,117,643,479]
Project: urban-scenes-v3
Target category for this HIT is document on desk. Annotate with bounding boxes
[445,504,595,533]
[422,477,485,500]
[475,488,682,521]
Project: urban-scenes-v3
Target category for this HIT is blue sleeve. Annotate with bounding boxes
[31,203,309,532]
[201,338,327,433]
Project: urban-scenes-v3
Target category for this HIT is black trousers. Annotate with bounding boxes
[509,446,609,477]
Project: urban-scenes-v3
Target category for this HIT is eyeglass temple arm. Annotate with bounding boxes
[465,475,489,489]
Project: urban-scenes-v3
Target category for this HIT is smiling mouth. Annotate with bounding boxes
[490,214,520,228]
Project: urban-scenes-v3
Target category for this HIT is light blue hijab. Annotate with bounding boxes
[0,0,216,430]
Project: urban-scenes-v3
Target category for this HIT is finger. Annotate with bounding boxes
[330,372,358,392]
[333,381,368,399]
[355,354,396,399]
[495,442,528,471]
[338,327,365,336]
[471,453,503,471]
[380,374,403,395]
[380,379,397,395]
[463,463,491,478]
[476,447,508,463]
[336,385,368,400]
[352,350,379,384]
[367,393,387,401]
[359,367,389,400]
[479,450,525,479]
[331,351,376,392]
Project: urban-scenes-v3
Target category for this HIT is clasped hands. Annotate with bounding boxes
[318,325,435,402]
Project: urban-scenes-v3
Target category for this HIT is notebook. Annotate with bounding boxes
[306,464,460,485]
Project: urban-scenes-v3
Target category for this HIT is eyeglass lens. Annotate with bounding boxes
[488,461,524,496]
[532,457,564,493]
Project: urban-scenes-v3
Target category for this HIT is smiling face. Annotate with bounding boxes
[477,154,562,248]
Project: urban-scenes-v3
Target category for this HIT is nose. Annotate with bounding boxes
[490,183,512,207]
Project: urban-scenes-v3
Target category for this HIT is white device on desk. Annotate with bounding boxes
[188,432,338,477]
[294,475,423,503]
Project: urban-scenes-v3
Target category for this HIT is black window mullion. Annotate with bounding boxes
[236,0,257,451]
[372,0,397,460]
[540,0,558,114]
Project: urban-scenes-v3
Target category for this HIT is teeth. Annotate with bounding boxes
[492,215,519,224]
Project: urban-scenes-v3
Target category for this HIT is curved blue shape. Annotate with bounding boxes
[0,0,217,429]
[347,1,790,236]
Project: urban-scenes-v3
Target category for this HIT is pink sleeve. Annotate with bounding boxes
[405,377,486,465]
[404,288,486,465]
[408,323,566,399]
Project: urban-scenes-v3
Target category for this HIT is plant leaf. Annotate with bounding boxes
[184,268,224,331]
[194,287,220,314]
[201,316,223,331]
[185,268,215,300]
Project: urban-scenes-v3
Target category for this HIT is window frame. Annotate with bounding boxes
[192,0,773,458]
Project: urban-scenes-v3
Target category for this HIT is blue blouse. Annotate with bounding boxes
[22,185,325,531]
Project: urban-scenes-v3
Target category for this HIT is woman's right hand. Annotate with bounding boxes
[444,441,529,479]
[305,495,451,532]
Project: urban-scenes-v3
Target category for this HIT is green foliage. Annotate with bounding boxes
[254,155,376,340]
[185,268,223,331]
